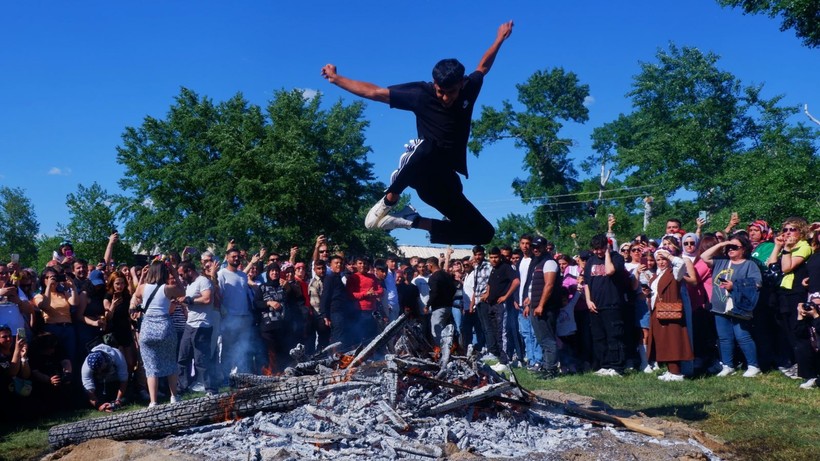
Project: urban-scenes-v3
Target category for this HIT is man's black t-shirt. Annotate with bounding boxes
[388,71,485,178]
[487,261,518,305]
[428,270,456,309]
[583,251,628,309]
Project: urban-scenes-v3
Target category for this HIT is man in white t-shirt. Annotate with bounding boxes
[218,248,254,375]
[177,261,218,395]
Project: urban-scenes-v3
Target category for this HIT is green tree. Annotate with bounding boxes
[57,182,134,264]
[718,0,820,48]
[35,235,62,272]
[0,186,39,267]
[470,68,591,240]
[589,44,819,231]
[116,88,393,257]
[488,213,535,248]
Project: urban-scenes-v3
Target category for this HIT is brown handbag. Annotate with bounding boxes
[655,301,683,320]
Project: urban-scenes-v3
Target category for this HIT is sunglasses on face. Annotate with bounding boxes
[725,244,740,251]
[782,227,798,233]
[683,241,696,247]
[630,248,642,253]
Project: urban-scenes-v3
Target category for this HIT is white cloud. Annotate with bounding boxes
[583,96,595,107]
[47,167,72,176]
[299,88,319,100]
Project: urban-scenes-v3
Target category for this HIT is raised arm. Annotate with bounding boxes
[321,64,390,103]
[475,20,514,76]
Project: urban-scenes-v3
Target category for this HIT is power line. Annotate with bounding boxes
[478,184,660,204]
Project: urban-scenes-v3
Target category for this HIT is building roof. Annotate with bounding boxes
[396,245,472,261]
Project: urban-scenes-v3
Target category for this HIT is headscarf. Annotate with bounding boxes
[747,219,773,242]
[87,351,109,372]
[681,232,700,260]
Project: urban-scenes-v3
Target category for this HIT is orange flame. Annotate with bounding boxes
[217,393,238,422]
[261,351,276,376]
[338,354,354,369]
[432,346,441,362]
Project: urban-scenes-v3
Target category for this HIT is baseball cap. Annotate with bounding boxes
[89,270,106,286]
[533,237,548,247]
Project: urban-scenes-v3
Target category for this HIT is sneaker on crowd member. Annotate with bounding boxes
[716,365,735,377]
[742,366,761,378]
[798,378,816,389]
[658,371,685,382]
[779,364,801,380]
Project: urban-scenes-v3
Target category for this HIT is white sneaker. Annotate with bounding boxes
[742,366,761,378]
[642,364,654,374]
[799,378,816,389]
[717,365,736,377]
[779,364,801,380]
[190,382,206,393]
[490,363,509,374]
[170,395,180,404]
[148,402,157,408]
[594,368,621,377]
[377,205,419,230]
[365,198,395,229]
[659,372,684,382]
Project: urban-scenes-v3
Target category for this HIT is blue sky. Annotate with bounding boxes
[1,1,818,248]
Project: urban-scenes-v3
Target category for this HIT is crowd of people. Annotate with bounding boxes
[2,214,819,421]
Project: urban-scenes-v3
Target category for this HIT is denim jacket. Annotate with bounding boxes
[725,278,760,320]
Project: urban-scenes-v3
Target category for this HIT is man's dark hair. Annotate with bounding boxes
[432,59,465,88]
[374,259,387,272]
[329,255,344,264]
[590,234,609,250]
[226,248,241,256]
[472,245,485,254]
[386,254,398,262]
[179,261,196,272]
[355,256,371,265]
[512,249,524,258]
[74,258,88,267]
[426,256,440,267]
[314,259,327,269]
[666,218,682,227]
[500,245,513,253]
[488,246,501,256]
[519,233,533,242]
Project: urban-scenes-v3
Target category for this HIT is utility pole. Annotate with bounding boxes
[806,104,820,127]
[643,196,653,232]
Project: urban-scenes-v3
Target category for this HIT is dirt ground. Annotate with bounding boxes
[41,389,736,461]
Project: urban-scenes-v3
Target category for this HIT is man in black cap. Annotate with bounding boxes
[523,237,563,378]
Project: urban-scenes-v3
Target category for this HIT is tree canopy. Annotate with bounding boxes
[115,88,394,257]
[718,0,820,48]
[478,43,819,251]
[0,186,39,267]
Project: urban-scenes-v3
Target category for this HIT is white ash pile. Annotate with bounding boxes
[50,314,722,460]
[156,374,592,460]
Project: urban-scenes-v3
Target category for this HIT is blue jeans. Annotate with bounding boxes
[450,307,462,340]
[518,310,542,364]
[714,313,758,368]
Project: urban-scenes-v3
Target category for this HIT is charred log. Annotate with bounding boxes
[48,373,341,449]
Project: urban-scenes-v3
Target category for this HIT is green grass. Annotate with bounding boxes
[2,373,819,461]
[517,369,820,461]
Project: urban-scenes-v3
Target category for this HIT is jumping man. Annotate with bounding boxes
[321,20,514,245]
